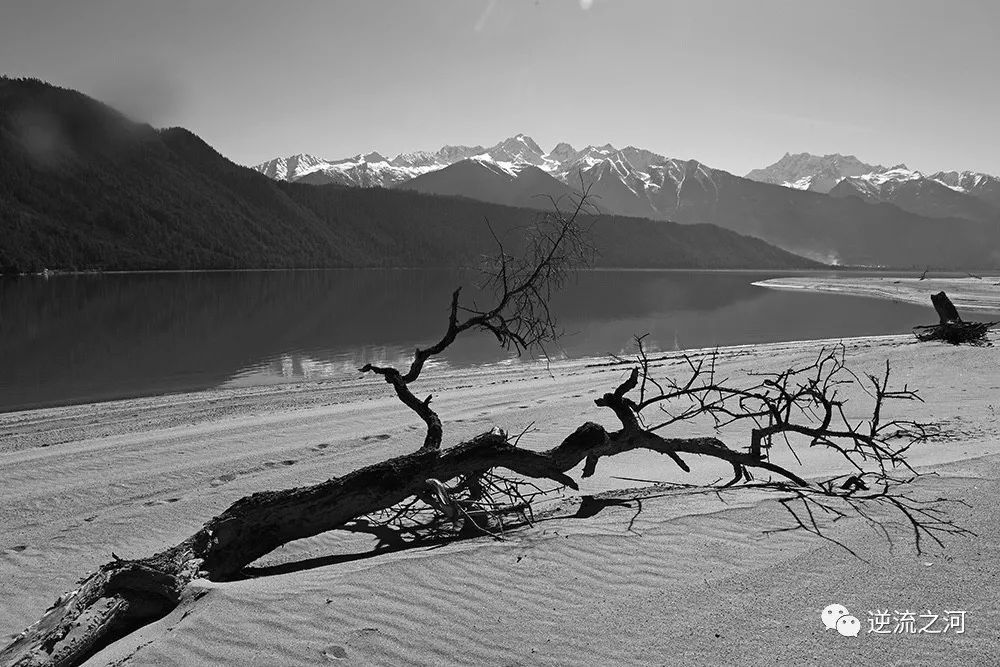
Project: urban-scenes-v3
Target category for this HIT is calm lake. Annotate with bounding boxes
[0,269,986,413]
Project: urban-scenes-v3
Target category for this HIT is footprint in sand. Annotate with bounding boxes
[362,434,392,442]
[311,443,332,452]
[210,473,238,487]
[2,545,29,555]
[322,645,348,661]
[263,459,298,468]
[142,498,181,507]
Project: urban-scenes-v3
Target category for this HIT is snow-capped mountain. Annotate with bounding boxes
[746,153,1000,223]
[484,134,548,165]
[253,153,328,181]
[828,165,921,201]
[745,153,887,193]
[251,137,1000,267]
[828,166,1000,223]
[257,152,430,188]
[253,135,724,221]
[929,170,1000,211]
[399,156,583,211]
[253,144,488,188]
[292,152,428,188]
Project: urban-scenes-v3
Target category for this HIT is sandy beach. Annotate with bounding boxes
[754,275,1000,313]
[2,310,999,665]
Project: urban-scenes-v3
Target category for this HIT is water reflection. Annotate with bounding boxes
[0,269,980,412]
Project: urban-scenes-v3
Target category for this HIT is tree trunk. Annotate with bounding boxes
[4,422,791,667]
[914,291,996,345]
[931,291,962,323]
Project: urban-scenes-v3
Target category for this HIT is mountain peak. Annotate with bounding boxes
[745,152,887,193]
[546,142,577,163]
[487,134,546,165]
[436,144,486,162]
[511,132,539,145]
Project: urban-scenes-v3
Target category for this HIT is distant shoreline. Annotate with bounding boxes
[7,265,993,280]
[754,275,1000,312]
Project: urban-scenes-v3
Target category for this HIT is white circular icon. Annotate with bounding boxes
[836,615,861,637]
[822,604,849,630]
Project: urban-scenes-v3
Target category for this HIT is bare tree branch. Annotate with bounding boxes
[360,187,598,450]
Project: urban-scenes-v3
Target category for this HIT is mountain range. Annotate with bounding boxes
[747,152,1000,223]
[253,135,724,222]
[0,77,818,273]
[255,139,1000,267]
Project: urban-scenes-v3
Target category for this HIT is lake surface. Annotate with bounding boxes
[2,269,990,413]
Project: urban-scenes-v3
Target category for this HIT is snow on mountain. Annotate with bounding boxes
[398,154,579,211]
[831,166,922,200]
[929,170,1000,210]
[829,166,1000,222]
[485,133,547,166]
[745,153,1000,222]
[745,153,887,193]
[254,144,488,188]
[254,141,999,228]
[547,144,719,221]
[289,153,435,188]
[253,153,327,181]
[245,135,722,221]
[253,136,724,221]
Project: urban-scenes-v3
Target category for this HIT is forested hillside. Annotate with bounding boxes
[0,78,818,273]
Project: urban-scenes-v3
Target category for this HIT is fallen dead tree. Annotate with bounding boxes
[912,291,997,345]
[1,195,968,667]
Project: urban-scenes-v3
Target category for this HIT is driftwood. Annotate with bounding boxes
[1,195,967,666]
[0,422,796,667]
[912,291,997,345]
[3,347,956,667]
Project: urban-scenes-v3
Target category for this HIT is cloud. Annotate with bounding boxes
[579,0,595,9]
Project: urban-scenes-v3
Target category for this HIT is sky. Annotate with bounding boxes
[2,0,998,176]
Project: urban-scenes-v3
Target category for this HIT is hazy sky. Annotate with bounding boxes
[3,0,998,175]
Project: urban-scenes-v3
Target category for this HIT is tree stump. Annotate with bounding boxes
[931,291,962,324]
[913,291,996,345]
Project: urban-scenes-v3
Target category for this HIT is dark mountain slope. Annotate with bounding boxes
[0,78,818,272]
[0,78,371,270]
[659,170,1000,267]
[828,175,1000,224]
